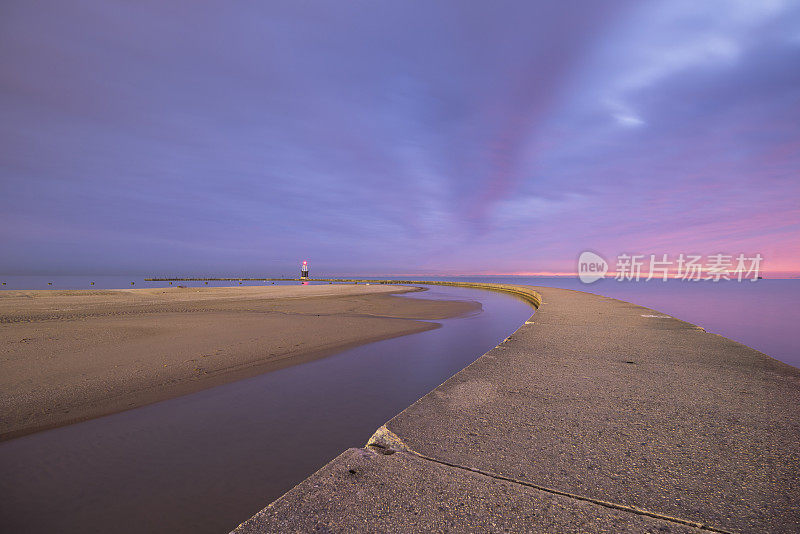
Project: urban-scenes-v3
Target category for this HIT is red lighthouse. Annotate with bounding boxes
[300,260,309,279]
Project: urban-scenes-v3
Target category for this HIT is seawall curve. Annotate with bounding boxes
[230,282,799,533]
[144,278,543,309]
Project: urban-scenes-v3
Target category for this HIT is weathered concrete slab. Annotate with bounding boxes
[233,447,706,533]
[376,287,800,532]
[234,285,800,533]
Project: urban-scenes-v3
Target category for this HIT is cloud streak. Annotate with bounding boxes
[1,0,798,275]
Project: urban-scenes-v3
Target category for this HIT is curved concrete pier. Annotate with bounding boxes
[233,284,800,533]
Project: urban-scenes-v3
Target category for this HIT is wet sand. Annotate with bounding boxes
[0,284,478,440]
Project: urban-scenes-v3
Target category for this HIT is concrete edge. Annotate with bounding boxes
[231,281,541,520]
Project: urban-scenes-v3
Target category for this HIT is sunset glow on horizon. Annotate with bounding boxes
[1,1,798,276]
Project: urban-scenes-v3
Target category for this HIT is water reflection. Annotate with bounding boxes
[0,286,533,534]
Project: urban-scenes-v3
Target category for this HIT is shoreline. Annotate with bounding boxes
[0,284,479,441]
[234,282,800,533]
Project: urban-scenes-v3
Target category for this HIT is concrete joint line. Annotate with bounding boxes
[366,426,733,534]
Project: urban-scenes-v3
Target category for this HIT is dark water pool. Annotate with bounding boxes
[0,286,533,534]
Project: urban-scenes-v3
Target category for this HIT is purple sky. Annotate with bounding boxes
[1,1,799,276]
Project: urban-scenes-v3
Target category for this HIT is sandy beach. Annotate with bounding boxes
[0,284,478,440]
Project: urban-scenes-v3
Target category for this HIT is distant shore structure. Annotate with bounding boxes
[301,260,309,279]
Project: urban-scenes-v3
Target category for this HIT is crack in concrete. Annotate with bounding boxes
[365,426,733,534]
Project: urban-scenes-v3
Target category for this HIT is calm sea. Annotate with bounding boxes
[1,274,797,369]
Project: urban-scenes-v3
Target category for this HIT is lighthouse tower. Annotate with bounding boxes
[300,260,309,279]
